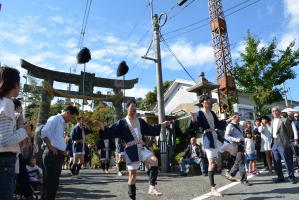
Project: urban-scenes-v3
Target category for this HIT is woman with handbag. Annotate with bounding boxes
[94,100,171,200]
[258,116,273,173]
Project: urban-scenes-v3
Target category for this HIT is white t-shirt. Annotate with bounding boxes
[245,138,255,154]
[272,118,280,138]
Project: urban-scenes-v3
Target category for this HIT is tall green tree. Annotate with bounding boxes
[140,80,173,110]
[233,32,299,115]
[24,77,41,125]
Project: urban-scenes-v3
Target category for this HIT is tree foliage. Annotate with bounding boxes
[139,80,173,110]
[233,32,299,115]
[24,77,41,126]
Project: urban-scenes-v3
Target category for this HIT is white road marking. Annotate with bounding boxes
[191,174,255,200]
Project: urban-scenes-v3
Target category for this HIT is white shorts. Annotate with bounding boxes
[126,147,153,170]
[205,148,220,159]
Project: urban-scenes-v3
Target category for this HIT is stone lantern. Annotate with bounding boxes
[187,72,219,104]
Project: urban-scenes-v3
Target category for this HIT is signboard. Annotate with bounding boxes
[233,103,255,121]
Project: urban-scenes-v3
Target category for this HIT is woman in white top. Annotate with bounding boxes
[0,66,29,200]
[258,116,273,173]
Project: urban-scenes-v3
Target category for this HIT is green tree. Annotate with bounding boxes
[140,80,173,110]
[49,99,65,116]
[233,32,299,116]
[24,77,41,125]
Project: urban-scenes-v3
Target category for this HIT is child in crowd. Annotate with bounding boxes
[244,129,256,174]
[26,156,43,189]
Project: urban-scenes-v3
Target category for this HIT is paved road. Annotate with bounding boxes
[55,168,299,200]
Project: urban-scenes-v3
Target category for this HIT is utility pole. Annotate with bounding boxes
[283,83,289,107]
[142,0,168,172]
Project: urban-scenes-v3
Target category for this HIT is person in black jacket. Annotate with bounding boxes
[94,100,171,200]
[70,115,92,176]
[190,95,227,197]
[179,137,207,176]
[96,138,116,173]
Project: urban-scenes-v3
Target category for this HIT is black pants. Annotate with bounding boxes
[42,148,64,200]
[15,154,33,197]
[229,144,247,182]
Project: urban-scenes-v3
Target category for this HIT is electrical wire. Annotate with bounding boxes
[168,0,198,21]
[78,0,93,49]
[162,0,262,39]
[162,0,263,41]
[160,34,197,83]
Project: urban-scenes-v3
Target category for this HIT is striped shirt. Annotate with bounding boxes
[0,98,27,153]
[26,165,43,182]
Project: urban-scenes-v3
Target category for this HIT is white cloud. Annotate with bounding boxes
[125,86,151,98]
[60,55,76,66]
[64,38,78,49]
[0,51,20,66]
[86,62,115,77]
[284,0,299,28]
[0,32,30,45]
[232,41,246,59]
[280,1,299,50]
[278,32,299,49]
[49,16,65,24]
[161,40,214,71]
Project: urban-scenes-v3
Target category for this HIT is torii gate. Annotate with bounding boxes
[21,59,138,125]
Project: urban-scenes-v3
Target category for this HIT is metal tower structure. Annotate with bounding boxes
[208,0,237,115]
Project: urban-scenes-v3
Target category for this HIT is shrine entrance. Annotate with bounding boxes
[21,59,138,125]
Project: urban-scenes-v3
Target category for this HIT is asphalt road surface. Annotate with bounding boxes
[55,168,299,200]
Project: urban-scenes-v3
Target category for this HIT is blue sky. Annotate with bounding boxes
[0,0,299,107]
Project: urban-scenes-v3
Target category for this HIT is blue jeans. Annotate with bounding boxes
[180,157,206,174]
[272,139,295,180]
[0,154,16,200]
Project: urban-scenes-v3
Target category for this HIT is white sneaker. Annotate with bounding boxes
[211,187,223,197]
[117,172,123,176]
[105,170,109,174]
[148,185,163,196]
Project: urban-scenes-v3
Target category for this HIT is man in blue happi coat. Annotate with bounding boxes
[95,100,171,200]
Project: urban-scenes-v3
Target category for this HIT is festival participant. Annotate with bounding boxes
[94,99,171,200]
[116,139,126,176]
[70,115,92,176]
[96,137,115,173]
[190,95,227,197]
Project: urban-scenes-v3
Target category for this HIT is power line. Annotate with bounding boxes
[74,0,93,74]
[168,0,198,21]
[162,0,262,38]
[162,0,263,41]
[120,2,151,63]
[164,2,180,18]
[122,29,151,62]
[130,39,154,73]
[125,3,150,42]
[78,0,93,49]
[160,34,197,83]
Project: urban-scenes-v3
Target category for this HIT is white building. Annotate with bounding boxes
[162,78,299,119]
